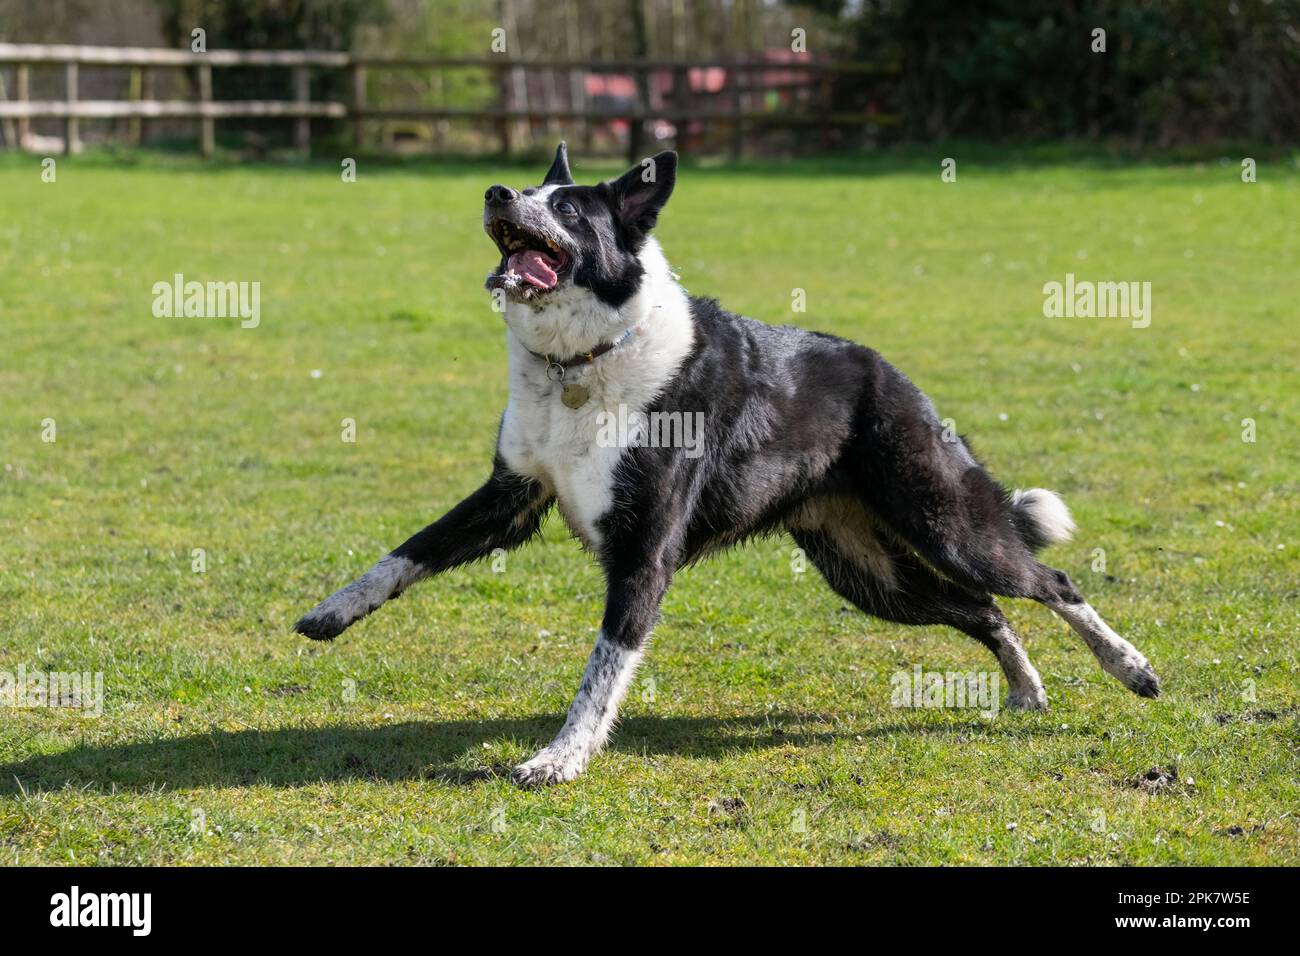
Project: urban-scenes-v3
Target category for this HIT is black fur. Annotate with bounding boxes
[484,146,677,309]
[595,298,1084,646]
[297,144,1159,779]
[293,460,550,641]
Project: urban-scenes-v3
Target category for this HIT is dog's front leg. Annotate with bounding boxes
[295,461,551,641]
[513,554,675,787]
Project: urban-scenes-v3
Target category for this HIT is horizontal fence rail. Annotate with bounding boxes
[0,44,892,72]
[0,43,351,67]
[0,43,898,159]
[0,101,347,118]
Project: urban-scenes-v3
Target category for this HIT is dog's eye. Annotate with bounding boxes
[554,200,577,216]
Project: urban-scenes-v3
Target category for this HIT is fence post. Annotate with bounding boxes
[542,65,561,142]
[64,61,79,155]
[16,64,30,148]
[818,72,833,151]
[127,67,142,145]
[495,62,511,155]
[509,63,529,152]
[197,62,214,157]
[0,70,12,148]
[627,61,650,166]
[140,67,153,145]
[430,68,447,152]
[570,68,590,152]
[729,63,743,162]
[350,62,365,149]
[672,65,689,156]
[294,65,310,154]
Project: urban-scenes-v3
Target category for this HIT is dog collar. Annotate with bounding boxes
[524,327,635,410]
[528,327,636,384]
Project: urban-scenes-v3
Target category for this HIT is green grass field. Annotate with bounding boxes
[0,147,1296,865]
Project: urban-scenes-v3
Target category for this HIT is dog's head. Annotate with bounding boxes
[484,142,677,310]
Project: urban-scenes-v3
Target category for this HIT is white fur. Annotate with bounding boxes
[993,623,1048,710]
[1011,487,1075,545]
[498,238,694,550]
[513,632,643,786]
[302,554,420,630]
[1049,600,1159,694]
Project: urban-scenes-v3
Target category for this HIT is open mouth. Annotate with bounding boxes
[487,219,572,294]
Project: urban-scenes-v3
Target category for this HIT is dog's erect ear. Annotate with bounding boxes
[542,141,574,186]
[608,150,677,233]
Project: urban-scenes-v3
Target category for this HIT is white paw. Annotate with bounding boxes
[294,556,417,641]
[294,587,370,641]
[1005,685,1049,711]
[512,747,586,788]
[1100,651,1161,699]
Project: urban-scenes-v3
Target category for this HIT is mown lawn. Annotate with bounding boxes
[0,147,1296,865]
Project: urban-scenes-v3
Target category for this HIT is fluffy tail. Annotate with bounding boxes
[1009,488,1075,553]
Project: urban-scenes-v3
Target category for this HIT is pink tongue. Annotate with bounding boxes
[508,249,560,289]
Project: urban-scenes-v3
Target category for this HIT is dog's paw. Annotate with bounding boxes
[293,607,351,641]
[512,748,586,788]
[1005,685,1049,711]
[1099,649,1161,699]
[1127,663,1161,699]
[293,557,417,642]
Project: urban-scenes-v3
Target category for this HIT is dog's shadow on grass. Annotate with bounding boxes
[0,713,1063,793]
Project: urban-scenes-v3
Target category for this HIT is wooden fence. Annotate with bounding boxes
[0,43,897,160]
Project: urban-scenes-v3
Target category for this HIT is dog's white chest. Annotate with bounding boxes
[500,368,626,550]
[494,238,696,551]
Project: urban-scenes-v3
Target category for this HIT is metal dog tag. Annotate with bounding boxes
[560,382,590,409]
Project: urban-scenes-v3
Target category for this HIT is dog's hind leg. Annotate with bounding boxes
[858,447,1160,697]
[861,490,1160,699]
[848,387,1160,699]
[294,461,552,641]
[1027,565,1160,698]
[789,499,1047,710]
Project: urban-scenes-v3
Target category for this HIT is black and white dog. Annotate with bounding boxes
[296,143,1160,786]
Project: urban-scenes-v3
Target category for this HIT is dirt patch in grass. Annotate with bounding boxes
[1212,707,1296,725]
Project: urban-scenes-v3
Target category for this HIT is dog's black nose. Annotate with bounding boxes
[485,184,518,205]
